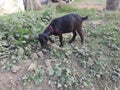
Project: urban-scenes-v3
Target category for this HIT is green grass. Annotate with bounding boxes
[22,67,44,85]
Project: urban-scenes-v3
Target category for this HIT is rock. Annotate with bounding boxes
[9,44,16,50]
[110,73,119,82]
[114,86,120,90]
[0,0,25,15]
[37,51,44,59]
[11,55,17,60]
[42,49,48,53]
[27,63,36,71]
[31,53,39,60]
[57,83,62,88]
[65,51,72,58]
[45,60,54,75]
[14,33,20,39]
[10,80,16,86]
[45,60,52,68]
[24,46,31,56]
[0,35,2,40]
[48,67,54,76]
[51,43,60,49]
[17,47,24,57]
[23,35,30,41]
[11,65,20,73]
[2,41,9,48]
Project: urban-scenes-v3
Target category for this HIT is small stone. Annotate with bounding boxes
[17,47,24,57]
[14,33,20,39]
[42,49,48,53]
[45,60,54,75]
[23,35,30,41]
[37,51,44,59]
[2,41,9,48]
[57,83,62,88]
[48,67,54,76]
[0,35,2,40]
[27,63,36,71]
[65,51,72,58]
[24,46,31,56]
[9,44,16,50]
[45,60,52,68]
[31,53,39,60]
[51,43,60,49]
[11,65,20,73]
[10,79,16,86]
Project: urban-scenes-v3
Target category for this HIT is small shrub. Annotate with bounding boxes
[22,67,44,85]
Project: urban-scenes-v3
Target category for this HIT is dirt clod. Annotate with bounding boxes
[37,51,44,59]
[11,65,21,73]
[27,63,36,71]
[31,53,39,60]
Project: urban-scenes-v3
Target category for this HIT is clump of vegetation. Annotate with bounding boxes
[56,4,79,13]
[22,67,44,85]
[46,60,92,90]
[0,9,55,71]
[0,8,55,47]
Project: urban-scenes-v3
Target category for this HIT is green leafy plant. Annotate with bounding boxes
[22,73,33,85]
[22,67,44,85]
[56,5,78,13]
[33,67,44,85]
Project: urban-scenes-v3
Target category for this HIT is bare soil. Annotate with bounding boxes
[76,4,105,10]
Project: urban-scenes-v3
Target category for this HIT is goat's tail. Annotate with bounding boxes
[81,16,88,21]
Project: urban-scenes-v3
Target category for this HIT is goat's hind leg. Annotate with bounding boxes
[68,31,77,44]
[77,28,84,44]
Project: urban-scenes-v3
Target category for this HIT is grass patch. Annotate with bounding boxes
[0,8,55,47]
[56,4,79,13]
[22,67,44,85]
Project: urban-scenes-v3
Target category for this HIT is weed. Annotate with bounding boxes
[22,73,33,85]
[56,5,78,13]
[22,67,44,85]
[33,67,44,85]
[2,62,12,71]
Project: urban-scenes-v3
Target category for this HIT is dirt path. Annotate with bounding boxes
[76,4,105,10]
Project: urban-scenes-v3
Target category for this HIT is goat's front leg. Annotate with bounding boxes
[59,35,63,47]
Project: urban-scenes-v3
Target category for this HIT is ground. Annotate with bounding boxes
[0,0,120,90]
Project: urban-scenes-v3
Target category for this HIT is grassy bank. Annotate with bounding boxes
[0,1,120,90]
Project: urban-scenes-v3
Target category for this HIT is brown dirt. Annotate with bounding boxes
[0,59,51,90]
[76,4,105,10]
